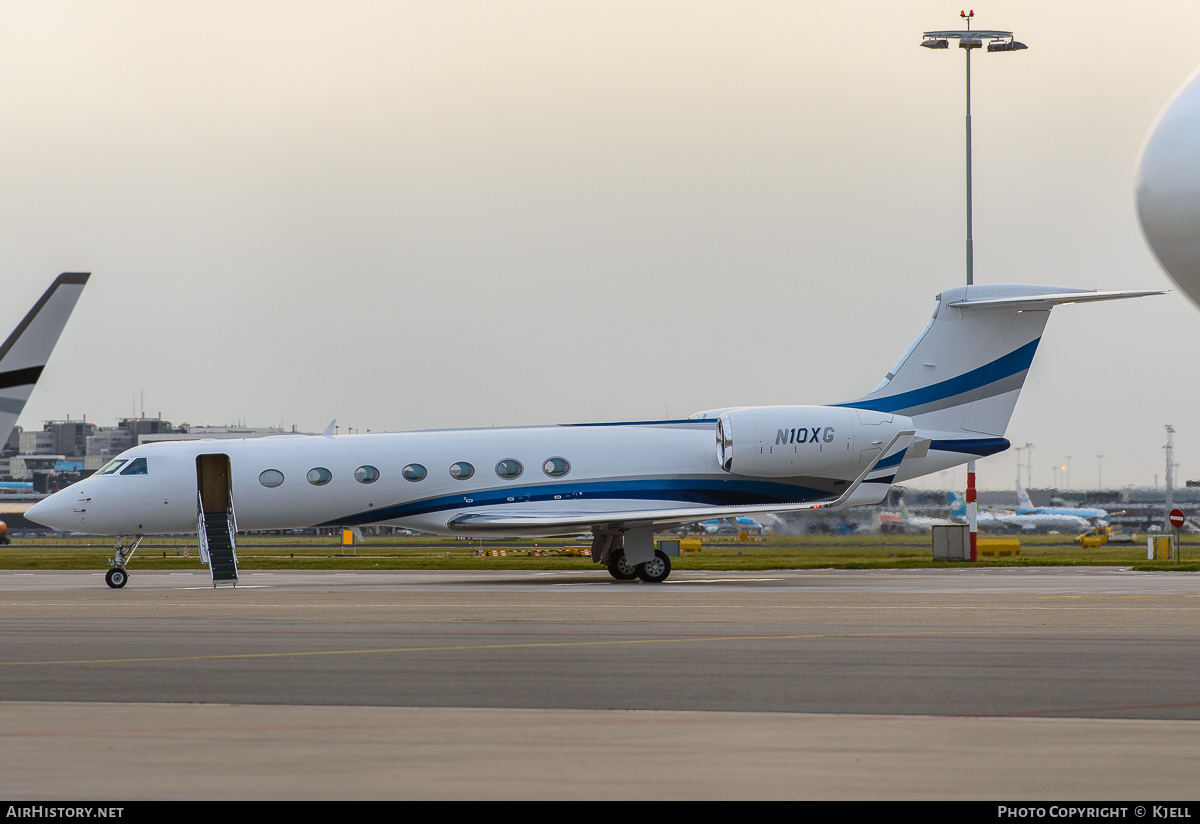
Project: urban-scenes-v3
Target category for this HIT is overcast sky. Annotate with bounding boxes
[3,1,1199,491]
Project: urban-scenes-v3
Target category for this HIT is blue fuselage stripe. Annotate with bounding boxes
[319,477,834,527]
[837,338,1040,414]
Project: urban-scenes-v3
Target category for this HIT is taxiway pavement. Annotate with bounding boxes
[1,567,1197,798]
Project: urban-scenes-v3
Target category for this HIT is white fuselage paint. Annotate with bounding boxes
[29,413,961,538]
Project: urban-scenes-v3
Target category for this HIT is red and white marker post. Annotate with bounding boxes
[967,461,978,562]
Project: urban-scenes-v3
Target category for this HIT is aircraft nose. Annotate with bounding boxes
[1137,66,1200,306]
[26,491,76,532]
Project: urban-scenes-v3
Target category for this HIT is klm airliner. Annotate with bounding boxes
[1014,480,1108,522]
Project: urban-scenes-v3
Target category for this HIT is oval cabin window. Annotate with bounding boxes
[543,457,570,477]
[495,459,523,479]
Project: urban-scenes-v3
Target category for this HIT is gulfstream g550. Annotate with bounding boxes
[27,283,1155,587]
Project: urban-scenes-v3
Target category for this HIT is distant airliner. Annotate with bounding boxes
[878,499,955,534]
[948,492,1091,534]
[26,283,1155,587]
[1014,480,1108,522]
[0,273,89,449]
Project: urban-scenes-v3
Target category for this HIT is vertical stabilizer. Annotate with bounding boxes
[1016,479,1033,511]
[0,273,90,446]
[838,284,1159,438]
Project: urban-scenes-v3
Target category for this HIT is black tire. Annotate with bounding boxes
[606,549,639,581]
[105,567,128,589]
[636,550,672,583]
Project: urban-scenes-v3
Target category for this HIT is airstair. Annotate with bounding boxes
[196,454,238,587]
[198,493,239,586]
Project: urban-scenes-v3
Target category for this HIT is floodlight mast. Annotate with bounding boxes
[920,11,1027,563]
[920,11,1027,286]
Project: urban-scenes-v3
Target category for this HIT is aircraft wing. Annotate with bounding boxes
[446,430,914,533]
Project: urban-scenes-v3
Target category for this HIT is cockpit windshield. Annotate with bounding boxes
[120,458,148,476]
[96,459,128,475]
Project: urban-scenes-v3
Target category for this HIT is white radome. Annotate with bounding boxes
[1137,65,1200,307]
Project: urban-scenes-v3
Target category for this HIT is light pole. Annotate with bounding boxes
[1165,425,1176,532]
[921,11,1027,562]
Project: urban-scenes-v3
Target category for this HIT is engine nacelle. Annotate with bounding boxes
[715,405,913,477]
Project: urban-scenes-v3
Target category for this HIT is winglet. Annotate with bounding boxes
[322,419,336,438]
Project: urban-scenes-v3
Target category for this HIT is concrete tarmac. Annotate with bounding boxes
[1,567,1198,799]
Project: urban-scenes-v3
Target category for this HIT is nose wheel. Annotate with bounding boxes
[104,536,142,589]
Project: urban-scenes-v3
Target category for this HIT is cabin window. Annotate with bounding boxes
[449,462,474,480]
[495,459,523,479]
[307,467,333,486]
[120,458,148,476]
[543,457,570,477]
[354,465,380,484]
[402,464,427,482]
[96,459,127,475]
[259,469,285,488]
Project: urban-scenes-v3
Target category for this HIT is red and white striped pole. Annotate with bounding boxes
[967,460,978,562]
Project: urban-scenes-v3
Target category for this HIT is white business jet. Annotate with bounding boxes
[26,282,1155,587]
[0,273,90,447]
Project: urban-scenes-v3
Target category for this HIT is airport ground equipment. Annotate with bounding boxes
[977,538,1020,557]
[932,524,970,561]
[1077,526,1137,548]
[1148,534,1175,561]
[654,539,681,558]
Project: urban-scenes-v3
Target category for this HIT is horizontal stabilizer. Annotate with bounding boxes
[946,289,1163,310]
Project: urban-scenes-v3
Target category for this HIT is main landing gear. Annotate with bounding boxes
[105,536,142,589]
[604,548,672,584]
[606,550,639,581]
[636,550,671,584]
[593,529,673,583]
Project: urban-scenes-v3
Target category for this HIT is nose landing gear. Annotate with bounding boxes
[105,536,142,589]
